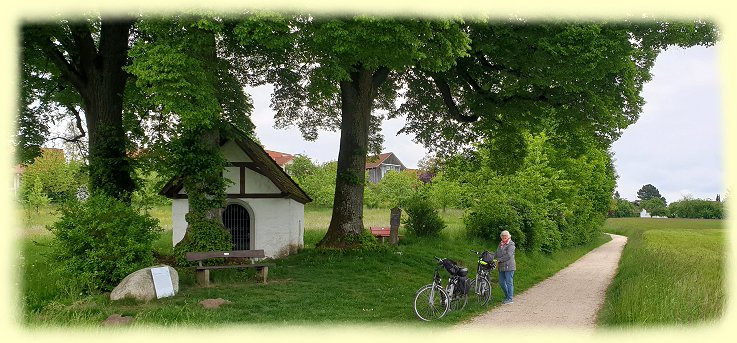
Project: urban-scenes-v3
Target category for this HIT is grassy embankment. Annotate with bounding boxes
[598,218,726,326]
[19,204,609,327]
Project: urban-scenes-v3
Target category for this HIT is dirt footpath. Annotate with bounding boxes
[456,234,627,330]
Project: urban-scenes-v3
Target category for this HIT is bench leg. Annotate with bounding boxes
[196,269,210,287]
[256,266,269,284]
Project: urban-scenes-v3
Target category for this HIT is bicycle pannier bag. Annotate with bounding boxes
[458,276,471,294]
[442,259,459,275]
[481,251,496,270]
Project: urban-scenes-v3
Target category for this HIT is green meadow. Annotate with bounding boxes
[598,218,726,326]
[18,205,608,327]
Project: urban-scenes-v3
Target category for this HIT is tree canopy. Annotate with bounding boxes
[234,14,472,247]
[397,20,718,168]
[18,12,718,250]
[20,13,257,211]
[234,14,717,248]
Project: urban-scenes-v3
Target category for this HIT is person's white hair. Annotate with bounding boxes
[500,230,511,238]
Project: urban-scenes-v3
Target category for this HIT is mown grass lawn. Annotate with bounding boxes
[19,205,610,327]
[598,218,726,326]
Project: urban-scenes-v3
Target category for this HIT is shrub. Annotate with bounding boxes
[173,218,233,266]
[668,198,723,219]
[402,191,446,237]
[131,169,171,214]
[23,175,51,216]
[20,148,85,202]
[47,195,161,293]
[609,198,639,218]
[464,194,526,246]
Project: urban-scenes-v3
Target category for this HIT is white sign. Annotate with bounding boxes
[150,267,175,299]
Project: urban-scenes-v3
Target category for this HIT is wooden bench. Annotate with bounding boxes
[185,250,273,286]
[369,227,402,243]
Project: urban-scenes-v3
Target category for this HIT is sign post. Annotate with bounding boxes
[390,207,401,245]
[150,266,175,299]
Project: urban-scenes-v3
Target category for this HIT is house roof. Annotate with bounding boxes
[265,150,294,168]
[159,131,311,204]
[365,152,393,169]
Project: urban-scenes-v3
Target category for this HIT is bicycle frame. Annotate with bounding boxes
[414,257,468,321]
[469,250,495,303]
[429,265,443,303]
[432,260,461,307]
[471,250,493,285]
[434,258,466,311]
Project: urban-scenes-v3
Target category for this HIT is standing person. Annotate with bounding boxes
[494,230,516,304]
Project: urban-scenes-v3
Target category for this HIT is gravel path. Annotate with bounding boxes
[455,233,627,331]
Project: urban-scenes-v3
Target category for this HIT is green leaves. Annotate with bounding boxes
[47,195,161,293]
[240,15,471,140]
[637,184,667,203]
[20,148,83,202]
[399,19,717,158]
[461,131,615,252]
[365,170,424,209]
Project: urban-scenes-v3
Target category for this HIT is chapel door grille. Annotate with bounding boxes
[222,203,250,250]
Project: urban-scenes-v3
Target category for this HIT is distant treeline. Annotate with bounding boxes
[609,197,725,219]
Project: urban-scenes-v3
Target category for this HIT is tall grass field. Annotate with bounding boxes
[598,218,726,326]
[18,205,609,327]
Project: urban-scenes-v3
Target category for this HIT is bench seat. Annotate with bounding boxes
[369,227,403,243]
[186,250,273,286]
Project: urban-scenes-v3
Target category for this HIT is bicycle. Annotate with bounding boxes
[469,250,497,306]
[413,257,469,321]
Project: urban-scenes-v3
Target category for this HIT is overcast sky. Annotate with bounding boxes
[251,44,724,203]
[611,45,723,203]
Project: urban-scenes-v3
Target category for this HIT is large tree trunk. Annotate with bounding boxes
[185,26,226,225]
[86,19,135,202]
[318,66,390,248]
[183,127,224,224]
[43,18,135,202]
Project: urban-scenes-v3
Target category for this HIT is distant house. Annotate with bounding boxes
[365,152,406,184]
[265,150,295,170]
[640,209,651,218]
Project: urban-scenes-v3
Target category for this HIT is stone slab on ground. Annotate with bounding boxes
[102,314,135,326]
[200,298,232,309]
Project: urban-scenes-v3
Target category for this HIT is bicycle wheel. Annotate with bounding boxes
[448,285,468,311]
[469,277,491,306]
[414,284,449,321]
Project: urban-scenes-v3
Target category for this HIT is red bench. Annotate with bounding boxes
[369,227,402,243]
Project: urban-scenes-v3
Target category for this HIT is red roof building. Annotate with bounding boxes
[265,150,295,169]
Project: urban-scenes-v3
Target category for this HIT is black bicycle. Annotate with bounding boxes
[469,250,497,306]
[413,257,469,321]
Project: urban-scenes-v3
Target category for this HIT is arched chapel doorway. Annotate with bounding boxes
[222,203,251,250]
